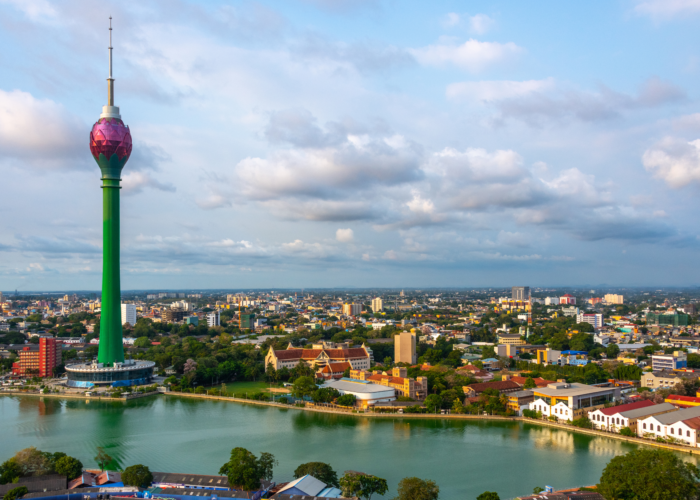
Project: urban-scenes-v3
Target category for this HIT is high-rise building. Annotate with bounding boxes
[343,303,362,316]
[65,19,154,389]
[0,291,3,303]
[577,312,604,329]
[12,338,62,377]
[604,294,624,305]
[371,297,383,313]
[646,312,688,327]
[163,308,187,323]
[560,294,576,305]
[395,331,417,364]
[207,310,220,327]
[512,287,530,301]
[121,303,136,326]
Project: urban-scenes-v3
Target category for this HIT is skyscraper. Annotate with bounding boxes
[371,297,383,313]
[89,17,132,366]
[512,286,530,301]
[395,330,417,365]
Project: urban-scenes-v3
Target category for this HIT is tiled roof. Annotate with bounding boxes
[319,362,351,373]
[683,416,700,430]
[667,395,700,403]
[465,380,521,393]
[273,348,367,361]
[510,376,555,387]
[597,400,656,416]
[367,374,405,385]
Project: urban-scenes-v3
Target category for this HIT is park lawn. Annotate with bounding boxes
[209,381,287,394]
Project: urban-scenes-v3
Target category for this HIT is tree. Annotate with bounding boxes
[0,459,21,484]
[425,394,442,413]
[122,464,153,488]
[291,376,318,399]
[336,394,357,406]
[219,447,277,491]
[54,456,83,481]
[293,462,338,487]
[3,486,28,500]
[598,448,700,500]
[94,447,112,472]
[523,377,536,389]
[606,343,620,359]
[13,448,50,477]
[392,477,439,500]
[533,486,544,494]
[476,492,500,500]
[311,387,341,403]
[133,337,151,348]
[339,473,388,500]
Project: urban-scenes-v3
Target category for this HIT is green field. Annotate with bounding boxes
[207,381,289,394]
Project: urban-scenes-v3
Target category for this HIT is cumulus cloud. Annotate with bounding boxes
[643,137,700,188]
[336,228,354,242]
[442,13,495,34]
[410,38,522,73]
[0,89,84,168]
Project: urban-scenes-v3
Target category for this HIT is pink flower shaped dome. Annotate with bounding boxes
[90,118,132,161]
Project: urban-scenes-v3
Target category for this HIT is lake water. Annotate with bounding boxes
[0,395,681,499]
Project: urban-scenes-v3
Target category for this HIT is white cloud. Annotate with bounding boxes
[122,172,176,195]
[643,137,700,188]
[447,78,555,102]
[634,0,700,19]
[468,14,495,35]
[0,89,84,167]
[383,250,398,260]
[410,38,522,73]
[336,228,354,242]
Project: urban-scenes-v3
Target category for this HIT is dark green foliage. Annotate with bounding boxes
[339,473,388,500]
[391,477,439,500]
[311,387,341,403]
[122,464,153,488]
[291,376,317,399]
[619,427,635,437]
[571,417,593,429]
[219,448,277,491]
[293,462,338,487]
[476,492,500,500]
[336,394,357,406]
[0,459,21,484]
[3,486,28,500]
[613,364,642,381]
[53,456,83,481]
[598,449,700,500]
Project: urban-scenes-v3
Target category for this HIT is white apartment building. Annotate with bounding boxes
[577,312,604,329]
[371,297,383,313]
[172,300,191,311]
[121,303,137,326]
[604,294,624,304]
[588,401,676,433]
[544,297,559,305]
[527,382,620,422]
[207,310,220,327]
[637,406,700,446]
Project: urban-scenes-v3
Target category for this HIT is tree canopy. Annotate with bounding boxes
[339,473,388,500]
[122,464,153,488]
[219,447,277,491]
[392,477,439,500]
[293,462,338,487]
[598,449,700,500]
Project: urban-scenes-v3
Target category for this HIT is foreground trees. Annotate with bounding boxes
[392,477,439,500]
[122,464,153,488]
[293,462,338,487]
[219,447,277,491]
[598,448,700,500]
[339,472,388,500]
[0,448,83,484]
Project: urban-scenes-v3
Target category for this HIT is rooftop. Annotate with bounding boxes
[534,382,616,398]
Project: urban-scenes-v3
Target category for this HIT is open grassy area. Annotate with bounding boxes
[207,381,289,394]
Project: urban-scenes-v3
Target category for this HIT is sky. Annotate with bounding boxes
[1,0,700,291]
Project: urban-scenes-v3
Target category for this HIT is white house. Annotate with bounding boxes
[637,406,700,446]
[527,382,620,422]
[588,400,676,433]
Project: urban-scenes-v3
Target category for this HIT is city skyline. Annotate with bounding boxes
[1,0,700,290]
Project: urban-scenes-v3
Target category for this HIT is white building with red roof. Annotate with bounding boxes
[588,400,676,433]
[637,405,700,446]
[559,294,576,305]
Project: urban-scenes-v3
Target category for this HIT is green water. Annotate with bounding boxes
[0,395,685,499]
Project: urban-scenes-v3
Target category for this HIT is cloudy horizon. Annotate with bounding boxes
[1,0,700,291]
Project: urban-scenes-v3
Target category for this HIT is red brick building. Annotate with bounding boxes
[12,338,62,377]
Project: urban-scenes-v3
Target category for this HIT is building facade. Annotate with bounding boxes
[651,352,687,371]
[604,294,624,304]
[641,370,700,390]
[265,345,371,372]
[527,382,620,422]
[12,338,62,377]
[371,297,383,313]
[576,312,603,329]
[512,286,530,301]
[588,401,676,433]
[350,367,428,400]
[559,294,576,305]
[343,303,362,316]
[394,331,417,364]
[207,310,220,327]
[646,312,689,327]
[121,303,136,326]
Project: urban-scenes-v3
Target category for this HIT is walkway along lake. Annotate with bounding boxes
[1,395,694,499]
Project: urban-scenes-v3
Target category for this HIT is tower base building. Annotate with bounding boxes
[65,359,155,388]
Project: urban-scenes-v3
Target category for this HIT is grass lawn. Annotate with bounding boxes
[207,381,288,394]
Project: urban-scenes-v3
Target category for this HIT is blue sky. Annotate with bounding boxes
[1,0,700,290]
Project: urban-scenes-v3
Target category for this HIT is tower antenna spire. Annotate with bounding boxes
[108,16,114,107]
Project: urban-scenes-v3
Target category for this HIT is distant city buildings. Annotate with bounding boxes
[265,345,371,372]
[604,294,624,304]
[646,311,689,326]
[342,303,362,316]
[12,338,62,377]
[207,310,220,327]
[511,286,530,301]
[576,312,603,329]
[371,297,383,313]
[651,351,687,371]
[559,294,576,305]
[394,330,417,364]
[121,303,136,326]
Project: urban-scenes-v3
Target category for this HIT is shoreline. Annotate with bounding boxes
[4,390,700,456]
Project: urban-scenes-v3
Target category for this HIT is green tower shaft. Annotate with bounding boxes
[97,156,126,365]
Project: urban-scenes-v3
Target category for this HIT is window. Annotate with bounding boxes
[658,425,661,432]
[670,428,674,434]
[643,423,646,430]
[688,430,691,437]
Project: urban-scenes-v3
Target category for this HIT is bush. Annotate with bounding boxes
[3,486,28,500]
[571,417,593,429]
[194,386,205,394]
[619,427,635,437]
[336,394,357,407]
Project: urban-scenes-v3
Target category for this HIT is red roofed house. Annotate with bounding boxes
[457,365,494,382]
[637,405,700,446]
[559,294,576,305]
[506,375,555,388]
[316,362,352,381]
[588,400,676,433]
[350,367,428,400]
[463,380,521,397]
[265,345,371,372]
[69,471,122,489]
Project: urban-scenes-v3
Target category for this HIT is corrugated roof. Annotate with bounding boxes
[647,405,700,425]
[597,400,656,416]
